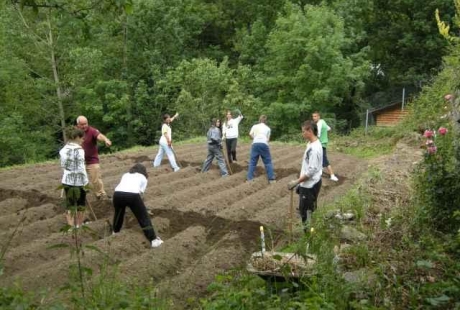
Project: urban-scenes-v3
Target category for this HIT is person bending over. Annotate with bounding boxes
[112,163,163,248]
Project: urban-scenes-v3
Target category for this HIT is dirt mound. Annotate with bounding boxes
[0,142,365,306]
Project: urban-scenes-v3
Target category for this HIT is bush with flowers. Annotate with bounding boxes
[414,125,460,234]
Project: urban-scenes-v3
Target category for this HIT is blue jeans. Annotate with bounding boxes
[247,143,275,181]
[153,141,179,170]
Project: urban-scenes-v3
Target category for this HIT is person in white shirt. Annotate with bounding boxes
[223,109,243,163]
[312,111,338,181]
[112,163,163,248]
[59,128,88,228]
[247,115,276,183]
[288,120,323,231]
[153,113,180,172]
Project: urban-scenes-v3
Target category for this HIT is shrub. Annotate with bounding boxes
[414,126,460,233]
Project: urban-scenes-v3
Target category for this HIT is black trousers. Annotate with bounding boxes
[63,185,86,208]
[112,192,156,242]
[298,180,322,224]
[225,138,238,162]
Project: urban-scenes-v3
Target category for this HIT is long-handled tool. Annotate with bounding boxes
[170,146,183,168]
[289,189,294,242]
[222,140,233,175]
[85,197,98,221]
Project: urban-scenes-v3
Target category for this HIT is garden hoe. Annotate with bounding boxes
[222,141,233,175]
[85,197,98,221]
[170,146,183,168]
[289,189,294,242]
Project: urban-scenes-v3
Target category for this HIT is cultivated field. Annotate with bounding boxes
[0,142,365,305]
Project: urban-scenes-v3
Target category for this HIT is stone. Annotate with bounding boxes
[340,226,366,243]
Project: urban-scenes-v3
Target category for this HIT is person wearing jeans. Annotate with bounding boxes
[153,113,180,172]
[247,115,275,183]
[112,163,163,248]
[201,118,229,176]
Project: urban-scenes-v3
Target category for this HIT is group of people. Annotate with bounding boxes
[199,110,339,230]
[59,116,163,248]
[201,111,339,227]
[59,110,339,249]
[59,116,112,229]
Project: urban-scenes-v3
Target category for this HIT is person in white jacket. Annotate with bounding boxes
[223,109,243,163]
[112,163,163,248]
[288,120,323,230]
[59,128,89,228]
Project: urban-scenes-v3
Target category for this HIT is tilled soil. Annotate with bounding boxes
[0,142,365,306]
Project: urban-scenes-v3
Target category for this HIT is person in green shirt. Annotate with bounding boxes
[312,111,338,182]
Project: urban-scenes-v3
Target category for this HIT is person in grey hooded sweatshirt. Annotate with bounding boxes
[201,118,229,177]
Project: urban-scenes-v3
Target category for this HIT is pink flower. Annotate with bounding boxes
[425,139,434,146]
[423,130,434,138]
[438,127,448,135]
[427,146,437,154]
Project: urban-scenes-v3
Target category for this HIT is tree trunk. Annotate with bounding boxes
[47,12,67,143]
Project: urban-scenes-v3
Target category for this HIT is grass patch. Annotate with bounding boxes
[199,145,460,309]
[330,126,406,159]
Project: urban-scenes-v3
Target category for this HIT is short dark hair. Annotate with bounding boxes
[302,120,318,136]
[210,118,217,126]
[67,128,84,140]
[162,114,170,122]
[129,163,148,179]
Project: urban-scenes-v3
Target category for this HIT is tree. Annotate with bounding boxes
[259,3,369,134]
[155,58,262,138]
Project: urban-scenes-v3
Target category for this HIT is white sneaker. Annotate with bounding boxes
[173,167,180,172]
[151,237,164,248]
[330,174,339,182]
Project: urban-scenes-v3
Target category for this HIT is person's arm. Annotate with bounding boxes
[97,133,112,147]
[139,176,148,194]
[249,126,255,139]
[234,108,243,118]
[316,120,323,139]
[267,128,271,143]
[222,122,227,139]
[170,113,179,122]
[288,147,321,189]
[210,128,221,144]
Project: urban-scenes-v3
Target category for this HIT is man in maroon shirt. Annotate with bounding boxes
[76,115,112,200]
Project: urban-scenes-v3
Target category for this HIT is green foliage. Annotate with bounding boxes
[331,127,403,158]
[156,57,262,139]
[413,128,460,233]
[0,113,54,167]
[2,0,455,166]
[259,3,370,135]
[0,285,50,309]
[365,0,456,86]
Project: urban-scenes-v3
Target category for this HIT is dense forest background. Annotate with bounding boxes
[0,0,456,167]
